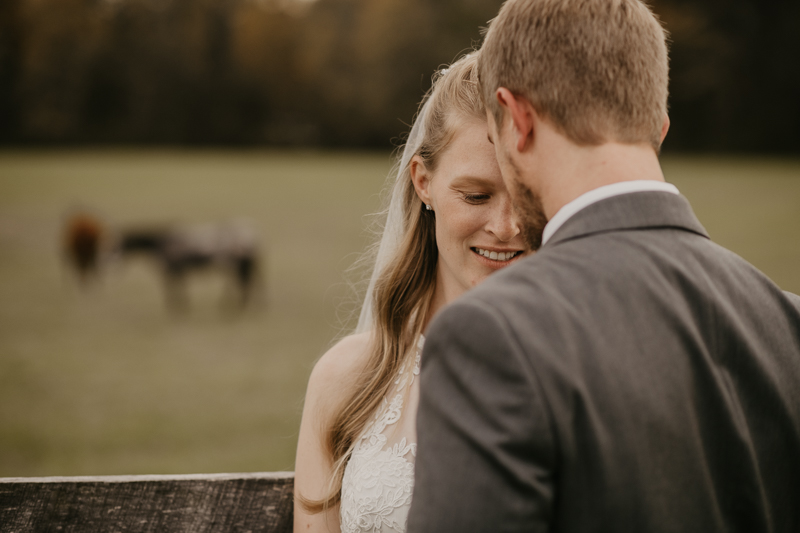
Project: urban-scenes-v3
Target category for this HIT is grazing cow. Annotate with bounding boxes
[63,214,263,312]
[64,214,104,284]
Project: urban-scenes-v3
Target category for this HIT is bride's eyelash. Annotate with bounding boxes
[463,193,490,203]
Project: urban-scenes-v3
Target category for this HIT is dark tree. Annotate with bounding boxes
[0,0,798,152]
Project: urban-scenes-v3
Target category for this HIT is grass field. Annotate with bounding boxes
[0,150,799,478]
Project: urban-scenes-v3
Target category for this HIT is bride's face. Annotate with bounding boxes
[411,118,527,302]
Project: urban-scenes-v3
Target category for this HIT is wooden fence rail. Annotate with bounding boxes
[0,472,293,533]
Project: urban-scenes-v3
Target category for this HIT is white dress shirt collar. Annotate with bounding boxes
[541,180,680,246]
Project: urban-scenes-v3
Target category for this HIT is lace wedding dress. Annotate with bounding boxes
[339,336,423,533]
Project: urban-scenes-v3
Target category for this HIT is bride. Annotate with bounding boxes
[293,51,527,533]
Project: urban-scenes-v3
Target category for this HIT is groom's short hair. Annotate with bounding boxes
[479,0,669,150]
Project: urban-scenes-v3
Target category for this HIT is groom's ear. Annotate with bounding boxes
[660,113,670,144]
[496,88,535,153]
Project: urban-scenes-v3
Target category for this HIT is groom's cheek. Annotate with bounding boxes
[485,109,497,135]
[486,109,506,148]
[497,146,520,190]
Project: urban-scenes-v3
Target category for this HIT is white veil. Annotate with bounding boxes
[354,98,433,334]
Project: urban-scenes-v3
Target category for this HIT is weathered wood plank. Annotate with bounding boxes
[0,472,293,533]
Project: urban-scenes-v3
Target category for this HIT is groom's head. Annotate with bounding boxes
[479,0,669,151]
[478,0,669,249]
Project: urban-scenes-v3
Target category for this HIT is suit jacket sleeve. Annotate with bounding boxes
[407,299,556,533]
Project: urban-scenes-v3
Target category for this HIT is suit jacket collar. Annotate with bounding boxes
[544,191,710,248]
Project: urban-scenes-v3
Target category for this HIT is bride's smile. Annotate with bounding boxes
[470,246,524,265]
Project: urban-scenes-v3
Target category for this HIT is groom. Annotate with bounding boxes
[407,0,800,532]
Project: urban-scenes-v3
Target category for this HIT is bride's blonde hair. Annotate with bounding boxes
[301,50,485,512]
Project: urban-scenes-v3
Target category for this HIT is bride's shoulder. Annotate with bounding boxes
[304,332,373,410]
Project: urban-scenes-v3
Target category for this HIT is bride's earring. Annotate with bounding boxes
[425,204,432,211]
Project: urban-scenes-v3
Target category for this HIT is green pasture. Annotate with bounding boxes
[0,150,799,477]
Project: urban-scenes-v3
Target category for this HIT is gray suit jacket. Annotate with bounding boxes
[407,191,800,533]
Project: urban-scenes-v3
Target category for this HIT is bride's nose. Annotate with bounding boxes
[486,197,520,242]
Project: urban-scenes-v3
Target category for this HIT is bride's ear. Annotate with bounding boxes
[410,155,433,207]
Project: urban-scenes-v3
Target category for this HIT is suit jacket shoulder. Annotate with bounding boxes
[784,290,800,311]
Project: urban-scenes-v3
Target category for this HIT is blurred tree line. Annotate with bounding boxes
[0,0,798,152]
